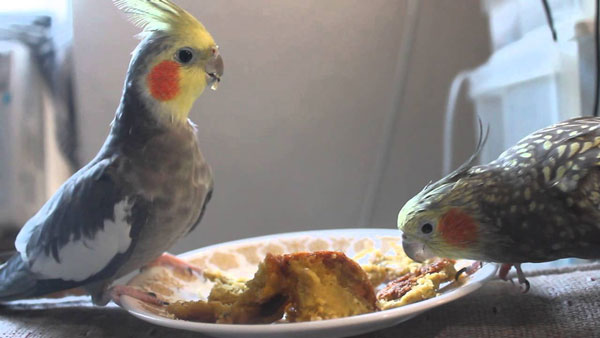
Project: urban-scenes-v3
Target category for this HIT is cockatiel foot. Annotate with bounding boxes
[141,252,202,276]
[455,261,483,281]
[514,264,530,293]
[110,285,169,306]
[498,263,512,281]
[498,263,530,293]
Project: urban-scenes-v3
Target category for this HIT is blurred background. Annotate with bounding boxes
[0,0,596,255]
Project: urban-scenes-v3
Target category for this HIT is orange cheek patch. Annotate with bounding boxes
[438,208,478,248]
[147,60,180,101]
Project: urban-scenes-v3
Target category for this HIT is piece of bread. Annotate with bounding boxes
[167,253,287,324]
[281,251,377,322]
[167,251,377,323]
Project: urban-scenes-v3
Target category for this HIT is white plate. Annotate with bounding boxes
[120,228,498,338]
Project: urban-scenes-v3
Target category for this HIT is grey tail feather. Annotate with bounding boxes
[0,254,39,301]
[0,254,88,302]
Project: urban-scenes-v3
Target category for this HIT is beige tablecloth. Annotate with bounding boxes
[1,263,599,338]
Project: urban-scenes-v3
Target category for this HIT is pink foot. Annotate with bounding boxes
[110,285,168,306]
[498,263,512,281]
[142,252,202,275]
[498,263,530,293]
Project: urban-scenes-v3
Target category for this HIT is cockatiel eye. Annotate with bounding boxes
[420,223,434,234]
[175,47,194,64]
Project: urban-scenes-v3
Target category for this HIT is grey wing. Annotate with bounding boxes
[187,186,213,235]
[14,156,144,283]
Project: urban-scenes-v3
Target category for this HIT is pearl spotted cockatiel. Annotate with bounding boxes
[0,0,222,305]
[398,117,600,291]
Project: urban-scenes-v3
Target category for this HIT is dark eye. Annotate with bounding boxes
[421,223,433,234]
[176,48,194,64]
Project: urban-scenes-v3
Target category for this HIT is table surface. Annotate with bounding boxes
[1,263,599,338]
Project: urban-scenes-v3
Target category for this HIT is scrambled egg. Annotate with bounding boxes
[375,259,456,310]
[354,242,456,310]
[355,242,423,286]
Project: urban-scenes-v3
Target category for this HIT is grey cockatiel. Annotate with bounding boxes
[0,0,223,305]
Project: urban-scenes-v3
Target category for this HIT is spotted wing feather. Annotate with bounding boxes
[478,117,600,261]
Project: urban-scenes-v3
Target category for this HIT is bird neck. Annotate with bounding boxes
[115,82,161,129]
[105,90,195,159]
[114,69,194,135]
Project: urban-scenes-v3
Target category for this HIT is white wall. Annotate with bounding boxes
[370,1,490,228]
[72,0,490,253]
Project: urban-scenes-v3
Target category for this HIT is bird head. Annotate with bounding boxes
[115,0,223,123]
[398,122,488,262]
[398,183,481,262]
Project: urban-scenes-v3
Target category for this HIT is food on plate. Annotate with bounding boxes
[281,251,376,321]
[167,251,376,323]
[356,242,424,287]
[376,258,456,310]
[165,244,460,323]
[165,300,231,323]
[168,253,287,324]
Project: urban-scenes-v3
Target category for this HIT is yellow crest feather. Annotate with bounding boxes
[113,0,207,36]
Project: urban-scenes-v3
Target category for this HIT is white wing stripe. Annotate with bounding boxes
[29,199,133,282]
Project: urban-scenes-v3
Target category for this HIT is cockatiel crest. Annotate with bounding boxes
[114,0,213,43]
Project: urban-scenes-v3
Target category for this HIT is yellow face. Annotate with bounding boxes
[143,28,222,122]
[398,185,480,261]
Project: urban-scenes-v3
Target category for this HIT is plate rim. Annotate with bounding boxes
[121,228,499,334]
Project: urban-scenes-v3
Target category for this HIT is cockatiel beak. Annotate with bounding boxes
[401,234,436,263]
[205,49,224,91]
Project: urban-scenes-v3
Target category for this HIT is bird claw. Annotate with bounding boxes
[519,279,531,293]
[499,263,530,293]
[514,264,530,293]
[455,267,467,281]
[455,261,483,281]
[110,285,169,306]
